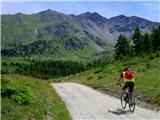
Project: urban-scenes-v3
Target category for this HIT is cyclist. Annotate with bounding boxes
[116,67,135,104]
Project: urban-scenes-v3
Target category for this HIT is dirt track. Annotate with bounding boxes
[51,83,160,120]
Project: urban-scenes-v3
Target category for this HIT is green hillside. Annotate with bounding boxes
[1,75,71,120]
[1,11,83,47]
[1,10,106,60]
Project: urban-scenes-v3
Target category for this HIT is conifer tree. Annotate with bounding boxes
[143,33,152,53]
[152,25,160,51]
[133,27,141,54]
[114,34,131,60]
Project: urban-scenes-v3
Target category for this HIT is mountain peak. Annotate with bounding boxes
[117,15,127,18]
[77,12,107,26]
[109,15,127,20]
[78,11,91,17]
[79,12,105,18]
[92,12,101,16]
[38,9,60,15]
[89,12,108,26]
[38,9,52,15]
[37,9,64,22]
[45,9,52,12]
[15,13,23,15]
[130,16,150,22]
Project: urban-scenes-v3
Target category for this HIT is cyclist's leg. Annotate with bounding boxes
[128,82,134,96]
[128,82,135,104]
[122,82,128,94]
[122,82,129,101]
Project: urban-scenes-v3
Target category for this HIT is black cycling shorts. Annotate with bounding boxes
[122,82,135,93]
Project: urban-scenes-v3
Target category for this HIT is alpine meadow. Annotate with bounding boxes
[1,2,160,120]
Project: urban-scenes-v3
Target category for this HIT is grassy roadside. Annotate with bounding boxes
[1,75,71,120]
[50,56,160,111]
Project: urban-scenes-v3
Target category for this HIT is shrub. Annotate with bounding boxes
[103,68,113,74]
[155,52,160,57]
[2,62,7,66]
[1,80,16,97]
[1,79,35,105]
[93,69,102,74]
[146,63,150,69]
[87,76,93,80]
[149,54,154,60]
[98,75,103,80]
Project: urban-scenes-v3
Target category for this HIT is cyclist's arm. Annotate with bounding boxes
[116,73,123,84]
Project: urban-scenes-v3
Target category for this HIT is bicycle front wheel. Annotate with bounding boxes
[121,94,127,109]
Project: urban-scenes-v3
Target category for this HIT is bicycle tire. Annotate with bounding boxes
[121,94,127,109]
[129,96,136,113]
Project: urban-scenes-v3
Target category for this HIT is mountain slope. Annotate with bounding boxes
[76,13,159,44]
[1,9,160,59]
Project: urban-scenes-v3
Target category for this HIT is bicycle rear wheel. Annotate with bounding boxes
[121,94,127,109]
[129,96,136,113]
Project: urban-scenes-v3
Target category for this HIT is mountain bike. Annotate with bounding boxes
[117,84,136,113]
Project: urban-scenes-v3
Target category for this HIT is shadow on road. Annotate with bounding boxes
[108,108,131,115]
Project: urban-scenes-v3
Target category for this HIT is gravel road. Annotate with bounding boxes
[51,83,160,120]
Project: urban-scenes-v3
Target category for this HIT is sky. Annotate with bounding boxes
[1,0,160,22]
